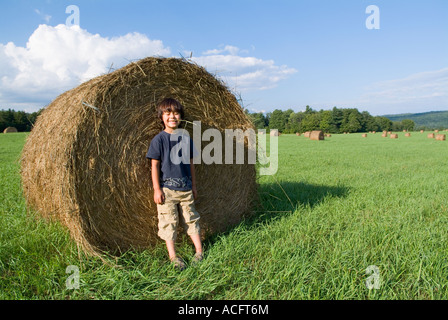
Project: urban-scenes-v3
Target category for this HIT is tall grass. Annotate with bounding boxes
[1,132,447,299]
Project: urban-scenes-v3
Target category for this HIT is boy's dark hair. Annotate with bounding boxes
[157,98,185,128]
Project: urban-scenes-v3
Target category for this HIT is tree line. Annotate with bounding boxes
[1,106,422,134]
[246,106,419,134]
[0,109,42,132]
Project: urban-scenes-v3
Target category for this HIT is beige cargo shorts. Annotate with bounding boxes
[156,187,201,241]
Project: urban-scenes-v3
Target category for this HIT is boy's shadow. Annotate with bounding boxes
[204,181,350,245]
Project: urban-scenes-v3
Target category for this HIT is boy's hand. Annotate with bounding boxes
[154,189,165,205]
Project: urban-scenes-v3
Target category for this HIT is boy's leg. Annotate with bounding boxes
[178,190,202,254]
[157,188,179,258]
[165,240,177,260]
[189,233,203,255]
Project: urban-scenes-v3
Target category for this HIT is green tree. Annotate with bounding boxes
[401,119,415,131]
[319,110,333,133]
[331,107,344,130]
[301,113,320,132]
[375,116,393,131]
[269,109,286,132]
[287,111,305,133]
[361,111,378,132]
[248,112,268,129]
[347,111,362,132]
[14,111,28,132]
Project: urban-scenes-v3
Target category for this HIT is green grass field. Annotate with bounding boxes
[1,131,447,299]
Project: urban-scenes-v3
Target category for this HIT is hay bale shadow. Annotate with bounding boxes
[204,181,349,245]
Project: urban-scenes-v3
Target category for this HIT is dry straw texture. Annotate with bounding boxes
[310,130,324,141]
[3,127,18,133]
[428,133,435,139]
[20,57,257,256]
[390,134,398,139]
[436,134,446,141]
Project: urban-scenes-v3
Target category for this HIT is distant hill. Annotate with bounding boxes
[383,110,448,129]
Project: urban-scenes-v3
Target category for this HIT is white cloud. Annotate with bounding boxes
[192,46,297,92]
[35,9,52,23]
[0,24,170,111]
[0,26,297,113]
[203,45,243,56]
[359,68,448,114]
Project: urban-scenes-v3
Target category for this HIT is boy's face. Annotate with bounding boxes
[162,110,181,132]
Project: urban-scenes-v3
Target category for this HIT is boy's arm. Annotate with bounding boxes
[151,159,165,204]
[190,158,197,200]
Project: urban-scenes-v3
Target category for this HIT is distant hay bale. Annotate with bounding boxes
[20,57,257,256]
[436,134,446,141]
[390,134,398,139]
[3,127,18,133]
[435,130,439,133]
[405,133,411,137]
[304,131,311,138]
[270,129,279,136]
[362,134,368,138]
[310,130,324,141]
[420,130,424,133]
[326,134,332,137]
[295,132,301,136]
[381,132,387,138]
[428,133,435,139]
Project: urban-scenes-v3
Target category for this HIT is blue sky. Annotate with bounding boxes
[0,0,447,115]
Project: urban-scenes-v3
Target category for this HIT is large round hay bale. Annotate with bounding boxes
[304,131,311,138]
[390,134,398,139]
[436,134,446,141]
[428,133,435,139]
[3,127,18,133]
[20,57,257,255]
[309,130,324,141]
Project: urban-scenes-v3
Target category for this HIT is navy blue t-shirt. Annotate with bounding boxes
[146,130,196,191]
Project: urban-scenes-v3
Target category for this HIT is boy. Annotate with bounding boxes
[146,98,203,270]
